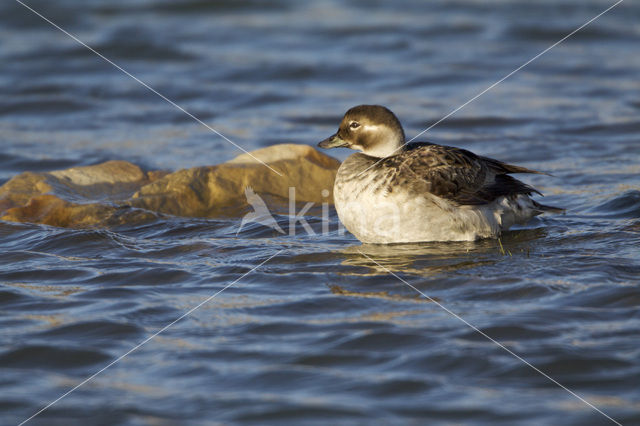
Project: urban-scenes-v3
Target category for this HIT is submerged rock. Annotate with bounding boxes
[0,144,340,227]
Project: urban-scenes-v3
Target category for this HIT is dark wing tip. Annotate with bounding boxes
[480,156,551,176]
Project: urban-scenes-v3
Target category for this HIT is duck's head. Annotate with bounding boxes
[318,105,405,158]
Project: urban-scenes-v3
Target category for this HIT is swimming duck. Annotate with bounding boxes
[318,105,562,243]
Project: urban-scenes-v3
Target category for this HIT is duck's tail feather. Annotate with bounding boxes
[481,157,551,176]
[532,200,565,214]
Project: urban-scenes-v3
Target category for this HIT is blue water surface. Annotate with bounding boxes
[1,1,639,425]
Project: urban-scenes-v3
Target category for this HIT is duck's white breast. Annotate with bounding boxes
[333,154,534,243]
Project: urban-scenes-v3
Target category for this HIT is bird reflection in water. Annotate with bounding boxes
[338,227,548,276]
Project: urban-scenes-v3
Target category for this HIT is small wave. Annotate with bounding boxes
[0,345,111,369]
[0,98,92,116]
[504,23,622,42]
[0,153,77,173]
[34,320,143,341]
[151,0,289,14]
[89,25,196,62]
[0,289,26,305]
[559,121,640,136]
[419,115,529,129]
[592,190,640,218]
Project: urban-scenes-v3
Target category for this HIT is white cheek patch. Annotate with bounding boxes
[359,124,403,158]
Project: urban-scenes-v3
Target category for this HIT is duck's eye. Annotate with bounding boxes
[349,121,360,130]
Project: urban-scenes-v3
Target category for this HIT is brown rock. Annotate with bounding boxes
[0,144,340,227]
[131,144,340,217]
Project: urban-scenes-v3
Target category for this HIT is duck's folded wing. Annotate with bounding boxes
[389,144,541,205]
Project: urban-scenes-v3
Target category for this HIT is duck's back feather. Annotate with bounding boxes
[370,142,546,206]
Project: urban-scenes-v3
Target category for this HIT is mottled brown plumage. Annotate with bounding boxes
[378,142,543,205]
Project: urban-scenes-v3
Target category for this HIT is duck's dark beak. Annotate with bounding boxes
[318,133,349,149]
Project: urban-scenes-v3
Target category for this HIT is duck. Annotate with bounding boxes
[317,105,562,243]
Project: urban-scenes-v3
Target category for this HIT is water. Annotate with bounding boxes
[1,0,639,424]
